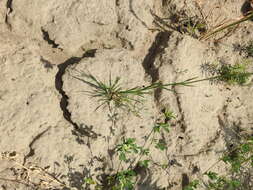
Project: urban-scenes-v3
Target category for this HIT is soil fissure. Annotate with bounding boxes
[55,49,98,144]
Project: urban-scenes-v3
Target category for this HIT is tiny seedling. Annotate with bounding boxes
[184,180,199,190]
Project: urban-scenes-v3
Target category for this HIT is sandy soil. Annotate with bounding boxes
[1,0,253,190]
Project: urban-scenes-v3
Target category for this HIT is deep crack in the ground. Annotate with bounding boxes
[55,49,99,144]
[5,0,13,29]
[173,89,187,133]
[141,31,171,105]
[41,28,62,50]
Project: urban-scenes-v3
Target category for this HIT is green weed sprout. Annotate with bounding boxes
[72,72,202,113]
[116,138,141,162]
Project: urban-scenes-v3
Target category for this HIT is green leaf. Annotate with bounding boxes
[153,123,170,133]
[140,148,150,156]
[119,153,127,161]
[241,143,250,153]
[85,177,96,185]
[164,110,176,120]
[138,160,150,168]
[155,140,167,151]
[184,180,199,190]
[229,180,241,188]
[205,171,218,180]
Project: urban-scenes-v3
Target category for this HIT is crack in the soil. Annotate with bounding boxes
[142,32,170,83]
[41,28,62,50]
[55,49,99,144]
[5,0,13,29]
[141,31,171,105]
[143,31,187,134]
[23,127,51,165]
[6,0,13,13]
[218,102,241,149]
[173,89,187,133]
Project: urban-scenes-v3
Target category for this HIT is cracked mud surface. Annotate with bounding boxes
[1,0,253,189]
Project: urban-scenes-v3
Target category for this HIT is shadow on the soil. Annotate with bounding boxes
[60,153,167,190]
[241,0,253,18]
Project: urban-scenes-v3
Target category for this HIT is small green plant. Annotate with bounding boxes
[116,138,142,162]
[218,63,251,85]
[72,72,203,113]
[201,61,252,85]
[245,41,253,57]
[84,109,175,190]
[73,67,253,114]
[108,170,137,190]
[204,172,241,190]
[184,180,199,190]
[185,137,253,190]
[221,137,253,172]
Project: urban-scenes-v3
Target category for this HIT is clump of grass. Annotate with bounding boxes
[72,72,201,113]
[72,73,158,113]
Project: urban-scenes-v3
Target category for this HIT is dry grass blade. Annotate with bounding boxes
[200,11,253,40]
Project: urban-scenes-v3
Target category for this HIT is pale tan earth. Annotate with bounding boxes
[0,0,253,190]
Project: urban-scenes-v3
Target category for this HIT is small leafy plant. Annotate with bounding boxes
[201,61,252,85]
[83,109,175,190]
[185,137,253,190]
